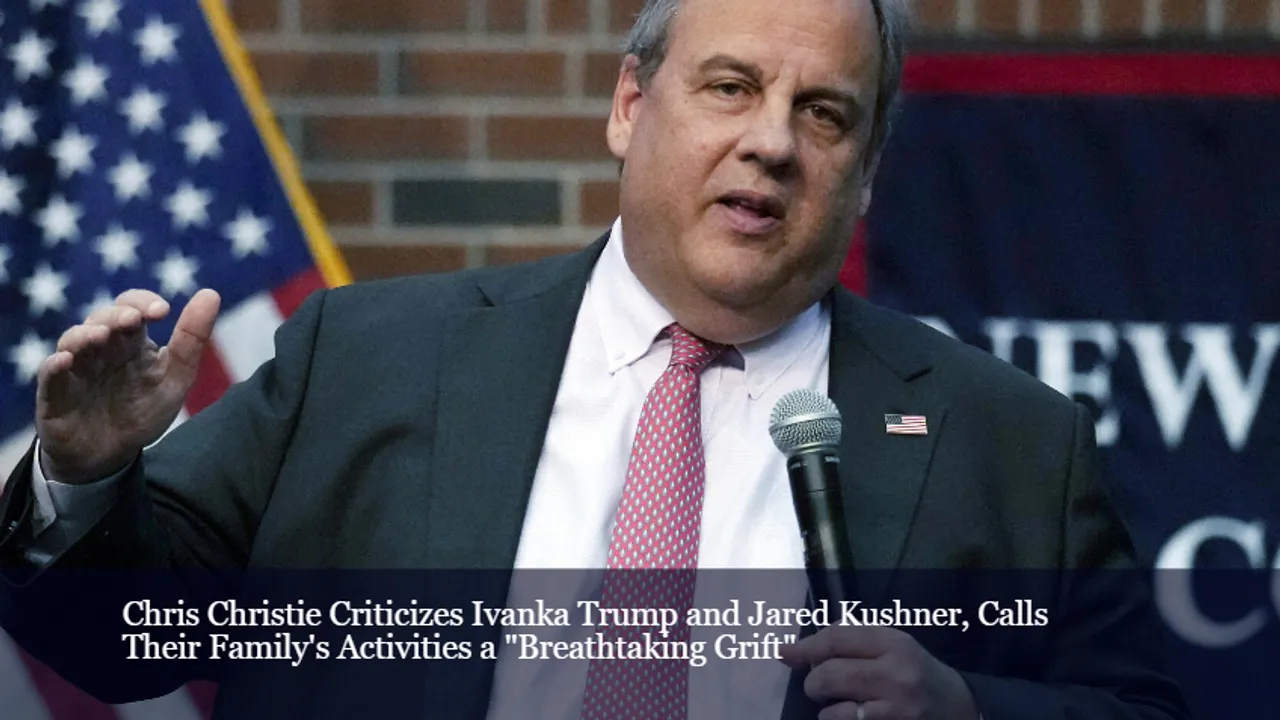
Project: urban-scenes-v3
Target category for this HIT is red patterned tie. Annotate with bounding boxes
[581,323,726,720]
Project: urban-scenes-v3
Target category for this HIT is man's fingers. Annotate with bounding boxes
[55,324,110,355]
[84,304,144,330]
[36,351,77,415]
[804,657,881,704]
[165,289,221,375]
[114,289,170,320]
[37,351,74,385]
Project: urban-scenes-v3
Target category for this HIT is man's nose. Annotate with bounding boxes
[738,97,799,173]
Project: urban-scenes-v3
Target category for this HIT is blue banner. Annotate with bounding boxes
[862,54,1280,719]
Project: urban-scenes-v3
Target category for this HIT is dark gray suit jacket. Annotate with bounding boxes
[0,236,1187,719]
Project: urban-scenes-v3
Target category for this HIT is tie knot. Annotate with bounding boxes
[665,323,726,373]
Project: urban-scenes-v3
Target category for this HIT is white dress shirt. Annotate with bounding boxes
[26,217,833,719]
[486,219,830,720]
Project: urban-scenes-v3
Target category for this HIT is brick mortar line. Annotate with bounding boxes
[1143,0,1161,38]
[566,48,587,99]
[468,0,486,33]
[274,97,613,115]
[1081,0,1101,40]
[530,0,548,36]
[301,161,624,182]
[590,0,610,39]
[283,115,305,160]
[234,28,1270,55]
[956,0,976,36]
[1206,0,1224,37]
[281,0,301,35]
[239,34,634,53]
[332,227,605,246]
[562,170,582,225]
[1019,0,1039,38]
[377,49,399,96]
[372,176,394,228]
[469,115,488,162]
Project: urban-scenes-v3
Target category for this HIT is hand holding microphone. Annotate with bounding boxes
[770,388,979,720]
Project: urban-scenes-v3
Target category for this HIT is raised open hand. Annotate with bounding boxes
[35,288,221,484]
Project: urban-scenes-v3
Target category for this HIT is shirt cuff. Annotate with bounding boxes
[31,439,129,540]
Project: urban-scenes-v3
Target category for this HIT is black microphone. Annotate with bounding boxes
[769,388,855,608]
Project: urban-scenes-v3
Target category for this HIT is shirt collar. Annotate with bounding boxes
[589,217,830,400]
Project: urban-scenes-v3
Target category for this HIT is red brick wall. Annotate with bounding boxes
[227,0,1280,281]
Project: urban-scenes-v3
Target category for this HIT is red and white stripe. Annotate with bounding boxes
[0,269,325,720]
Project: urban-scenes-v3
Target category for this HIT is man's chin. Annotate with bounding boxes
[690,271,783,312]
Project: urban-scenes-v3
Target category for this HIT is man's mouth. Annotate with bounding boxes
[718,192,785,220]
[716,192,786,235]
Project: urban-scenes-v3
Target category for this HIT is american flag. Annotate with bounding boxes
[0,0,348,717]
[884,414,928,435]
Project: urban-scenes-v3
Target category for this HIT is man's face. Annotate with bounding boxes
[607,0,882,343]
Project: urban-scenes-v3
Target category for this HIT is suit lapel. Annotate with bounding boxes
[827,289,947,605]
[424,239,606,570]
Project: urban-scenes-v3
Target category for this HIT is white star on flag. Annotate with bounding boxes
[7,30,53,82]
[95,225,140,272]
[0,244,11,285]
[120,87,166,134]
[51,126,97,178]
[8,333,53,385]
[154,250,198,297]
[178,112,225,163]
[64,56,110,105]
[0,171,22,215]
[0,99,38,149]
[36,195,83,246]
[134,17,179,65]
[108,154,153,201]
[79,0,122,36]
[165,182,213,230]
[21,263,70,315]
[225,209,272,258]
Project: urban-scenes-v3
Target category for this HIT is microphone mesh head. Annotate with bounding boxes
[769,389,841,456]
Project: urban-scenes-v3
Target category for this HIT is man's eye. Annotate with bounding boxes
[807,105,845,127]
[712,82,746,97]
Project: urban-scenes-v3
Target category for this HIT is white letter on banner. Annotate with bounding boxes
[982,317,1021,366]
[1030,321,1120,447]
[1126,324,1279,451]
[1154,517,1268,648]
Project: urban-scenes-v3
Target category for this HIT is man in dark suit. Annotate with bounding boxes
[1,0,1187,718]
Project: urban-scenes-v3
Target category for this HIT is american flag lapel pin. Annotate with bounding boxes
[885,413,928,435]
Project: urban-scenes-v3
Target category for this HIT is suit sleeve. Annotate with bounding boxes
[0,288,329,702]
[958,403,1190,720]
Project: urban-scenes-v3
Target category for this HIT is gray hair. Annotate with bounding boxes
[622,0,908,160]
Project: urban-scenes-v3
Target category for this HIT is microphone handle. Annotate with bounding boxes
[786,450,855,609]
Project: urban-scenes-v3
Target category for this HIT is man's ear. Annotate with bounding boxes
[607,55,644,161]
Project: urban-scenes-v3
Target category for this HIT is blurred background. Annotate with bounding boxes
[222,0,1279,277]
[0,1,1277,719]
